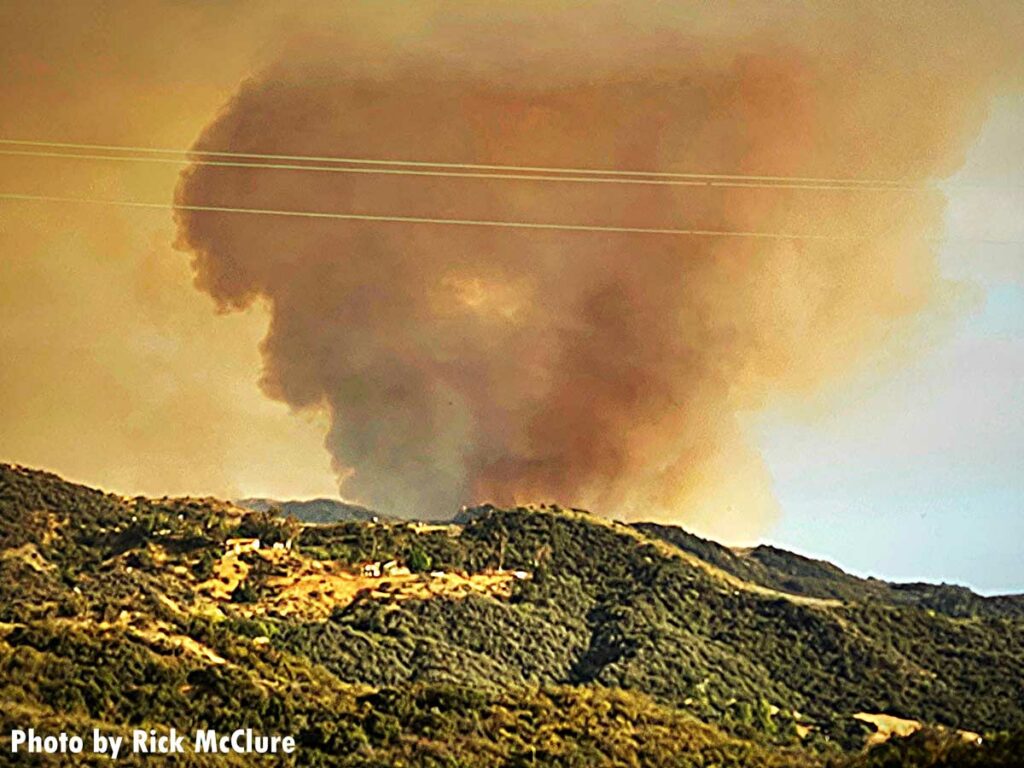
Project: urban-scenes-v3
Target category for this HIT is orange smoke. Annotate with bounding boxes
[174,2,1023,537]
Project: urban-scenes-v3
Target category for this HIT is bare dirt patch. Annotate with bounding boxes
[194,546,525,621]
[0,543,54,573]
[853,712,982,747]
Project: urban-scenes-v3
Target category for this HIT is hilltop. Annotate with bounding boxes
[1,463,1023,766]
[235,497,384,524]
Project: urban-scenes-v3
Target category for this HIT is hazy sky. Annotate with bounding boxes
[0,1,1021,592]
[756,97,1024,594]
[0,1,344,501]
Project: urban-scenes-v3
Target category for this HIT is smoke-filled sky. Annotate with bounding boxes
[2,1,1022,591]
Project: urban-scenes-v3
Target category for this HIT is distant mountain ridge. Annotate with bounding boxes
[236,496,383,524]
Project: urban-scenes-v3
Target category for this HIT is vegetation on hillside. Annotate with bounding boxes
[1,464,1022,766]
[635,523,1024,619]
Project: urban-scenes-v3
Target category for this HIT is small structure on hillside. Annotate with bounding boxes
[224,537,261,555]
[360,559,410,578]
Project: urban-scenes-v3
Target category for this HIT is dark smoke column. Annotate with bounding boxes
[175,3,1021,539]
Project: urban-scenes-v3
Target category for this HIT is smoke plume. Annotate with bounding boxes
[175,2,1023,539]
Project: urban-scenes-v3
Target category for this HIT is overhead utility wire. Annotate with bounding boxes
[2,138,1018,192]
[0,148,938,193]
[0,148,937,192]
[1,192,1020,245]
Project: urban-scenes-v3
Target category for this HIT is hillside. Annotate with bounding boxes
[634,524,1024,619]
[1,464,1023,766]
[236,497,383,524]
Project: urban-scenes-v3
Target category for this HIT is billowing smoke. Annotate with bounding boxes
[175,2,1022,539]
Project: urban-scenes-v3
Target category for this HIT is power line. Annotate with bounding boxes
[2,137,1018,192]
[0,148,937,193]
[2,191,1020,245]
[0,192,842,238]
[1,149,871,192]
